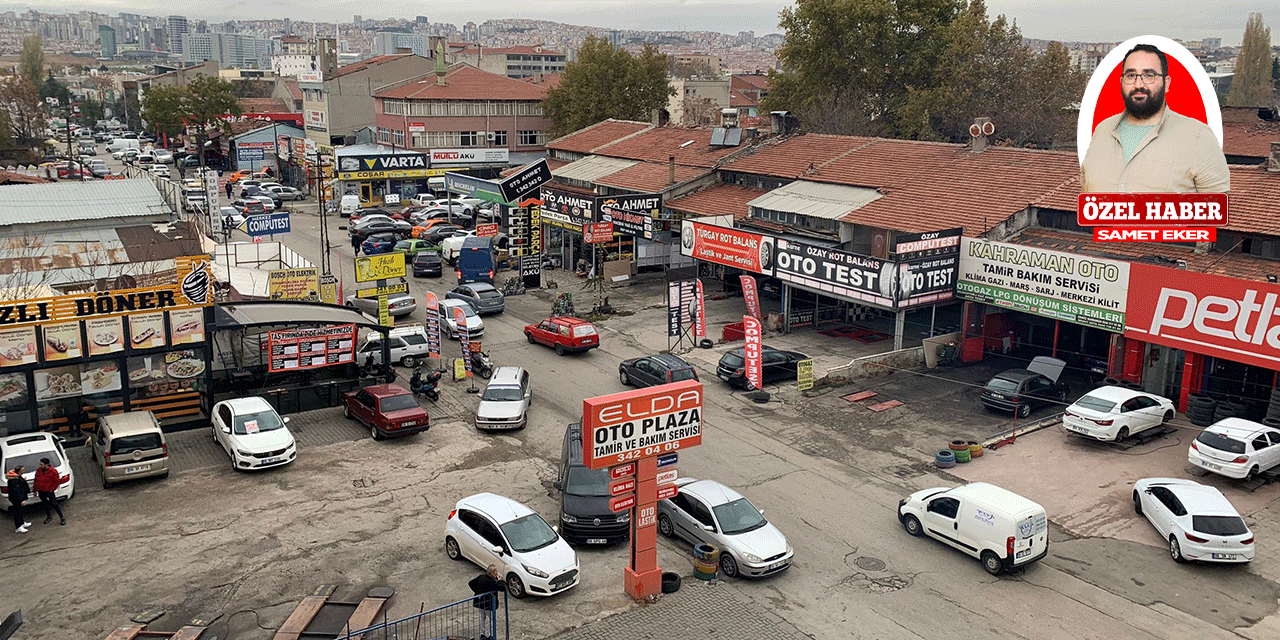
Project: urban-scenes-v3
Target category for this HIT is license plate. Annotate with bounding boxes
[263,457,281,464]
[1202,461,1222,470]
[401,421,417,427]
[125,465,151,474]
[990,393,1005,400]
[1016,548,1034,559]
[1211,553,1237,560]
[1066,424,1088,434]
[718,373,730,381]
[586,538,607,544]
[768,561,788,571]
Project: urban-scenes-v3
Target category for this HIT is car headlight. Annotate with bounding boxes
[742,552,763,564]
[616,511,630,523]
[561,513,577,523]
[236,449,253,457]
[786,543,793,555]
[523,564,549,579]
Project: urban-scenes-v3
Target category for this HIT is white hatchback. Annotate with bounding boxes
[0,432,75,503]
[211,397,297,471]
[1062,386,1175,441]
[1188,418,1280,479]
[1133,478,1254,563]
[445,493,579,598]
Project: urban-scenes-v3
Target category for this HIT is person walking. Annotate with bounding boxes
[33,458,65,526]
[351,233,362,255]
[6,466,31,534]
[225,181,234,199]
[468,565,504,640]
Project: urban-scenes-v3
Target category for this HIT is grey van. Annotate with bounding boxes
[554,422,630,546]
[92,411,170,487]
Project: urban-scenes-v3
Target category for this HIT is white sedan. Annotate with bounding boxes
[211,397,297,470]
[445,493,579,598]
[1062,385,1175,441]
[438,299,485,339]
[1133,478,1254,563]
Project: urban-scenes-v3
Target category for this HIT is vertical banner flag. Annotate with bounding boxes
[740,275,760,319]
[424,291,441,359]
[666,281,682,337]
[694,279,707,340]
[452,306,472,377]
[743,315,763,391]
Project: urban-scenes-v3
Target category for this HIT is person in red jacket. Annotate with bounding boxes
[33,458,64,525]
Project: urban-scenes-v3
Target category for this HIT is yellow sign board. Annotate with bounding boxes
[356,283,409,299]
[319,274,337,305]
[453,357,467,381]
[354,253,406,283]
[378,296,391,326]
[338,167,458,181]
[797,358,814,391]
[268,268,320,301]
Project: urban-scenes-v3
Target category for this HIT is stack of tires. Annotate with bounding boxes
[950,440,971,463]
[1264,387,1280,429]
[693,544,719,581]
[935,449,956,469]
[1214,398,1249,422]
[1186,394,1216,426]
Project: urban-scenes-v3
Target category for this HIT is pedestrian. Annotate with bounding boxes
[351,233,362,255]
[33,458,64,526]
[225,181,234,199]
[6,465,31,534]
[468,565,503,640]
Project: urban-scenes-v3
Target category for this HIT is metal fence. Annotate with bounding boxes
[337,592,510,640]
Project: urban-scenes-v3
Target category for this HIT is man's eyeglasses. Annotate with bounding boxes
[1121,71,1165,84]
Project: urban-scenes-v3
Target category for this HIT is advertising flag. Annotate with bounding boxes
[452,306,472,377]
[694,279,707,340]
[743,315,763,391]
[424,291,441,359]
[740,275,760,319]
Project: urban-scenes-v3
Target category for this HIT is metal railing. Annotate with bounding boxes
[337,592,509,640]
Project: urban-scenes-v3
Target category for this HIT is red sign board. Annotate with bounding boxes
[610,463,635,479]
[1077,193,1228,227]
[609,478,636,496]
[609,494,635,512]
[584,222,614,244]
[680,220,772,274]
[1125,263,1280,370]
[266,324,356,373]
[743,315,763,390]
[656,484,679,501]
[476,223,499,237]
[582,380,704,470]
[740,275,760,319]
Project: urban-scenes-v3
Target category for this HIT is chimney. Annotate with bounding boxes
[534,72,543,84]
[669,156,675,185]
[1269,142,1280,172]
[770,111,785,135]
[970,117,995,153]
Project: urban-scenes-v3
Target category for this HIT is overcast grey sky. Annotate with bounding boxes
[8,1,1268,45]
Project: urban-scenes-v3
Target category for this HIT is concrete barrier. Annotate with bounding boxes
[821,346,925,387]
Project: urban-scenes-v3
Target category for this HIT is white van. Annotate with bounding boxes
[897,482,1048,575]
[106,138,140,153]
[340,194,361,217]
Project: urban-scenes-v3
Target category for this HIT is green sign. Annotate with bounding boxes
[797,359,814,391]
[956,281,1125,333]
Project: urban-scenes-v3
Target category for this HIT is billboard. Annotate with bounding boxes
[679,220,773,275]
[581,379,703,470]
[430,148,510,165]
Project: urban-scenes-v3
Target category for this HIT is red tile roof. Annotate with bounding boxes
[283,80,302,101]
[667,184,770,220]
[725,134,877,179]
[730,89,757,108]
[332,54,413,79]
[591,127,745,168]
[595,162,708,192]
[1223,121,1280,160]
[547,120,653,155]
[375,64,548,100]
[1015,228,1280,284]
[238,98,290,112]
[731,74,770,92]
[0,170,51,185]
[523,72,562,90]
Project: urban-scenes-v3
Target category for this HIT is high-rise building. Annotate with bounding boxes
[372,32,427,57]
[167,15,188,54]
[416,16,428,25]
[284,18,292,35]
[353,15,362,26]
[183,32,267,68]
[99,25,117,59]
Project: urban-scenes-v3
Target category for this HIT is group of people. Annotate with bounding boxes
[6,460,66,534]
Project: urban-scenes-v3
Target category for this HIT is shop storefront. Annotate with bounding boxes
[0,257,214,438]
[335,149,501,209]
[539,186,596,272]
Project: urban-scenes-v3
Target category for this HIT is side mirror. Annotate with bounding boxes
[283,416,291,424]
[702,524,715,532]
[338,226,348,231]
[489,544,503,555]
[552,481,563,491]
[552,525,559,533]
[758,509,765,516]
[221,426,231,434]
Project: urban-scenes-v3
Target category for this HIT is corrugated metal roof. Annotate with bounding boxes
[0,179,171,227]
[747,180,881,220]
[551,155,638,183]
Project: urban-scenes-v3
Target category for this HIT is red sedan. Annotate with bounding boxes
[524,316,599,355]
[341,384,430,440]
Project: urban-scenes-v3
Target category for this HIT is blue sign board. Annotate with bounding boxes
[656,453,678,468]
[243,212,291,237]
[237,147,265,161]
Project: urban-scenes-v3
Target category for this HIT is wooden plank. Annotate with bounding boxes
[273,595,329,640]
[168,626,206,640]
[867,400,904,412]
[340,597,388,639]
[103,624,145,640]
[841,391,877,402]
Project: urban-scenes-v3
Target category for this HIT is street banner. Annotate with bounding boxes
[797,358,814,391]
[452,306,472,377]
[743,315,763,391]
[680,220,774,275]
[694,279,707,340]
[667,281,682,337]
[740,275,760,319]
[424,291,441,359]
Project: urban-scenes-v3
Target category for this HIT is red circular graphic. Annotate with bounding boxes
[1091,55,1209,133]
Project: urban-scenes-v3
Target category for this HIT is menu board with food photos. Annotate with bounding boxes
[0,372,27,408]
[85,316,125,356]
[168,308,205,345]
[128,312,166,350]
[80,361,121,394]
[42,321,82,362]
[35,364,82,400]
[127,349,204,397]
[0,326,38,366]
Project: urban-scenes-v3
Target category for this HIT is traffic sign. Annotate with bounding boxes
[609,493,635,512]
[610,463,635,479]
[656,469,678,485]
[656,453,678,468]
[609,478,636,496]
[656,484,679,501]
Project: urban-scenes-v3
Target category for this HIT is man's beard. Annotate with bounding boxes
[1124,84,1166,119]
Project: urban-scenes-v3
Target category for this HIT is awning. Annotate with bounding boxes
[551,155,638,183]
[747,180,881,220]
[214,301,385,331]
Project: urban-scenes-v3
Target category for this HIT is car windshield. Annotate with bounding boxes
[234,410,285,435]
[572,325,597,338]
[721,352,744,368]
[1192,515,1249,536]
[6,449,61,472]
[985,377,1020,392]
[565,466,611,497]
[482,386,524,402]
[1196,431,1246,454]
[499,514,559,553]
[670,368,697,382]
[712,498,768,535]
[1073,395,1116,413]
[379,394,419,412]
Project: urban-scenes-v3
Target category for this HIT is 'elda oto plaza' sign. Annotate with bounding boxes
[583,379,703,599]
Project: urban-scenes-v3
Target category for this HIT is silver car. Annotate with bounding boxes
[446,283,506,315]
[657,478,793,579]
[474,366,531,430]
[344,292,417,317]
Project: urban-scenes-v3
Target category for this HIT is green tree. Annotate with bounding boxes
[140,85,186,138]
[40,71,70,107]
[542,36,674,137]
[141,77,241,166]
[1226,13,1273,107]
[19,35,44,85]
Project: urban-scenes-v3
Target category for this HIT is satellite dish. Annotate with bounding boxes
[982,121,995,136]
[969,124,981,137]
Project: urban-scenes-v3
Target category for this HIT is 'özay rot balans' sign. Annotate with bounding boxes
[582,379,703,470]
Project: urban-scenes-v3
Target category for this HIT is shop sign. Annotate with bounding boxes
[667,280,697,337]
[453,306,472,377]
[276,135,291,160]
[408,121,425,132]
[85,317,124,356]
[356,282,409,299]
[355,253,406,283]
[797,358,814,391]
[540,187,595,232]
[0,372,27,408]
[431,148,509,165]
[237,147,265,161]
[476,223,499,238]
[245,212,291,237]
[679,220,773,275]
[297,71,323,83]
[694,279,706,340]
[584,222,614,244]
[530,206,542,252]
[424,291,442,359]
[1125,264,1280,370]
[127,312,166,350]
[896,255,959,309]
[169,308,206,345]
[337,153,431,180]
[305,109,326,131]
[292,138,306,158]
[743,315,763,390]
[956,238,1129,333]
[268,268,320,301]
[500,160,551,203]
[0,326,38,365]
[774,238,894,310]
[598,193,661,240]
[893,228,963,261]
[41,321,82,361]
[740,275,760,319]
[581,379,703,470]
[267,324,356,372]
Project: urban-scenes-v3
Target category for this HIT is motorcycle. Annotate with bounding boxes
[541,254,562,270]
[470,350,494,379]
[409,367,444,402]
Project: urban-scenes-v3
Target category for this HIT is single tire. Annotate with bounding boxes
[1170,536,1186,563]
[935,459,956,469]
[657,514,674,538]
[1263,417,1280,428]
[1116,427,1130,441]
[968,442,984,458]
[1133,490,1142,515]
[903,514,923,537]
[1016,404,1031,419]
[102,475,110,490]
[480,367,493,379]
[661,571,682,593]
[1163,410,1174,423]
[556,343,565,356]
[620,369,631,386]
[506,574,526,599]
[1248,465,1261,478]
[400,355,417,368]
[982,551,1003,575]
[935,450,956,464]
[719,553,739,579]
[371,425,384,441]
[445,536,462,560]
[955,447,971,463]
[1103,377,1121,387]
[526,331,535,344]
[949,440,968,451]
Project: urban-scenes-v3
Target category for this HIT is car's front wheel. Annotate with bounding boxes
[526,331,535,344]
[719,553,739,578]
[1133,491,1142,515]
[903,514,922,537]
[620,369,630,386]
[506,574,526,599]
[400,355,417,368]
